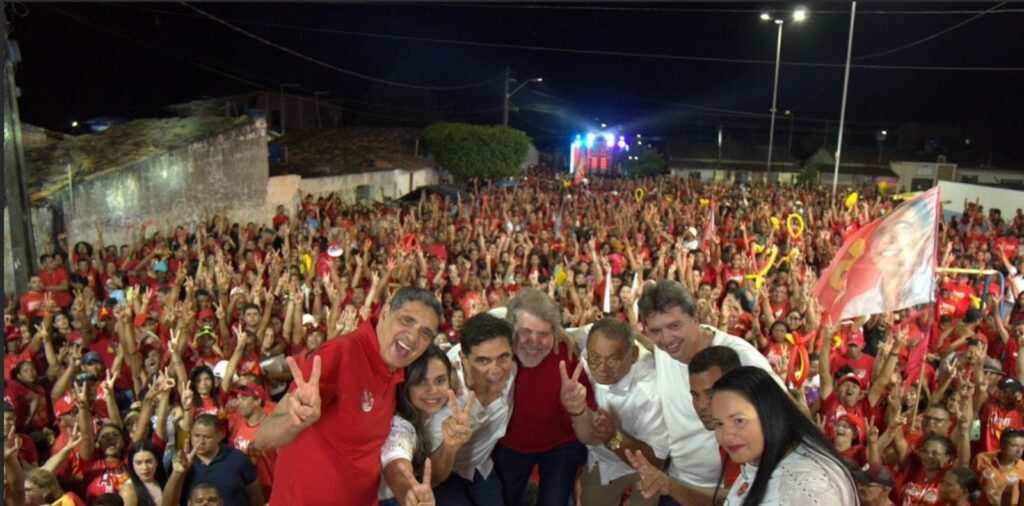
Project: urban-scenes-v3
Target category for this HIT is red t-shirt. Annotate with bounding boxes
[229,413,278,500]
[19,291,46,319]
[978,400,1023,454]
[895,456,945,505]
[500,342,597,453]
[39,268,72,308]
[70,452,130,504]
[820,393,879,439]
[831,353,875,383]
[269,321,403,506]
[719,447,741,488]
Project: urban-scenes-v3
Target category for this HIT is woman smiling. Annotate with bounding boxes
[711,366,858,505]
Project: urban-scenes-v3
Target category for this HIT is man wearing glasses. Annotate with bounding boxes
[561,318,669,506]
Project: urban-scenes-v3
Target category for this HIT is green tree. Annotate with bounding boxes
[622,144,667,178]
[423,123,531,180]
[794,163,820,187]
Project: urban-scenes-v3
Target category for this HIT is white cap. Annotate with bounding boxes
[213,360,229,379]
[302,314,317,326]
[686,226,699,237]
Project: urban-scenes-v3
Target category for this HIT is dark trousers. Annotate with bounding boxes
[494,441,587,506]
[432,469,504,506]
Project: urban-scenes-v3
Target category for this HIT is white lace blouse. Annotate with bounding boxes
[722,443,858,505]
[377,416,419,501]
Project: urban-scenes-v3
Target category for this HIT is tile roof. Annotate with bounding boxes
[25,116,249,202]
[271,127,435,177]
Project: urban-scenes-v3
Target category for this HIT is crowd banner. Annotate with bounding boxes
[814,187,941,323]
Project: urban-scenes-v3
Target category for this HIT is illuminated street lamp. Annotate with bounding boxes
[503,67,542,126]
[760,7,807,181]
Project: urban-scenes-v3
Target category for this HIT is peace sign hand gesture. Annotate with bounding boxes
[442,390,476,450]
[400,458,435,506]
[285,356,322,429]
[625,448,671,499]
[559,360,588,416]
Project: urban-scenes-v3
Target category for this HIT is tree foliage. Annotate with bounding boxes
[622,144,667,179]
[794,163,820,187]
[423,123,531,180]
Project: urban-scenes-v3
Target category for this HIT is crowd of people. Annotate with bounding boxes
[3,171,1024,506]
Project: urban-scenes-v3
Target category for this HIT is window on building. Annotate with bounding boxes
[356,185,374,202]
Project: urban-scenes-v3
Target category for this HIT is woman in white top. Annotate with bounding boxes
[711,366,859,506]
[379,344,474,506]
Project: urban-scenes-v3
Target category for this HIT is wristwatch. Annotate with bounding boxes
[606,430,624,451]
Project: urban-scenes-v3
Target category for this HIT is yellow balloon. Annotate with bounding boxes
[786,213,805,239]
[752,243,766,254]
[845,192,859,209]
[699,198,710,207]
[555,270,568,285]
[635,188,646,203]
[562,179,571,189]
[770,217,781,230]
[878,181,889,193]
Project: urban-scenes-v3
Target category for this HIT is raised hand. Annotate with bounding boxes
[400,458,435,506]
[441,390,475,449]
[4,425,22,460]
[172,443,198,474]
[625,448,671,499]
[285,356,322,429]
[559,360,588,416]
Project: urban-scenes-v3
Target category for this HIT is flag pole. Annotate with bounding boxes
[832,2,857,197]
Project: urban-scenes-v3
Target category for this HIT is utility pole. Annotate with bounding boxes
[313,91,330,130]
[502,67,510,127]
[2,10,38,294]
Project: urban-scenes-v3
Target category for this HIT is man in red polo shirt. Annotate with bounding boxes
[494,288,596,506]
[254,287,442,506]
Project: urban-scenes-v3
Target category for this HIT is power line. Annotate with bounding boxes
[104,3,1024,72]
[855,2,1007,60]
[381,3,1024,15]
[178,2,504,90]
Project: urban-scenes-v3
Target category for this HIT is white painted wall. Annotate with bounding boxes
[937,181,1024,215]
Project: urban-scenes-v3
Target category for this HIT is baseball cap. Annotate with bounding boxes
[686,226,699,237]
[851,463,895,487]
[6,328,22,342]
[847,330,865,348]
[301,314,317,327]
[53,397,77,418]
[836,413,866,443]
[327,242,344,258]
[213,360,230,380]
[999,377,1023,393]
[81,352,104,365]
[197,309,216,321]
[837,372,866,390]
[97,306,115,321]
[153,262,169,273]
[984,357,1006,375]
[235,383,268,404]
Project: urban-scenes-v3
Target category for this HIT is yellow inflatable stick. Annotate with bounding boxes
[635,188,645,203]
[770,216,781,230]
[786,213,805,239]
[744,245,779,290]
[845,192,859,209]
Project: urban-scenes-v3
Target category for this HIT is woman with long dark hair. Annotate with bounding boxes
[120,440,167,506]
[711,366,857,505]
[378,344,472,506]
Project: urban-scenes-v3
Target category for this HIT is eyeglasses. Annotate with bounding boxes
[919,449,948,459]
[586,354,628,370]
[922,415,950,424]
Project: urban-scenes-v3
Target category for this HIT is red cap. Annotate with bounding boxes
[98,307,114,321]
[6,327,22,342]
[942,281,956,291]
[53,397,76,418]
[847,330,865,348]
[197,309,216,321]
[837,372,867,390]
[235,383,268,404]
[837,413,866,443]
[133,313,153,329]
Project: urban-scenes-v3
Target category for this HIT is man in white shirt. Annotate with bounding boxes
[563,318,670,506]
[430,313,516,505]
[637,280,781,506]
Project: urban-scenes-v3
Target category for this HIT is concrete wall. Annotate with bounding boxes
[953,167,1024,186]
[937,181,1024,215]
[3,205,58,296]
[296,168,439,203]
[60,121,268,247]
[891,161,959,192]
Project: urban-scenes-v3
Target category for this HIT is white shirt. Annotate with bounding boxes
[722,444,857,506]
[654,325,783,488]
[428,343,516,481]
[377,416,419,500]
[572,328,668,485]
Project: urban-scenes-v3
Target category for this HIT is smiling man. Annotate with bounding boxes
[254,286,442,505]
[637,280,780,506]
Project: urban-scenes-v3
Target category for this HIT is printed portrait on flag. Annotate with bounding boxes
[815,187,940,323]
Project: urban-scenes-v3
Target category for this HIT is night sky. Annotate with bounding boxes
[8,2,1024,153]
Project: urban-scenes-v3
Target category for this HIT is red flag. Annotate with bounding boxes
[814,187,941,323]
[700,198,717,253]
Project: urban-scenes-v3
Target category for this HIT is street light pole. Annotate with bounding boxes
[502,68,542,127]
[279,83,300,136]
[831,2,857,197]
[313,91,330,130]
[766,18,783,181]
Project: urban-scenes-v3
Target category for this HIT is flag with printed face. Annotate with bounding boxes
[814,187,941,323]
